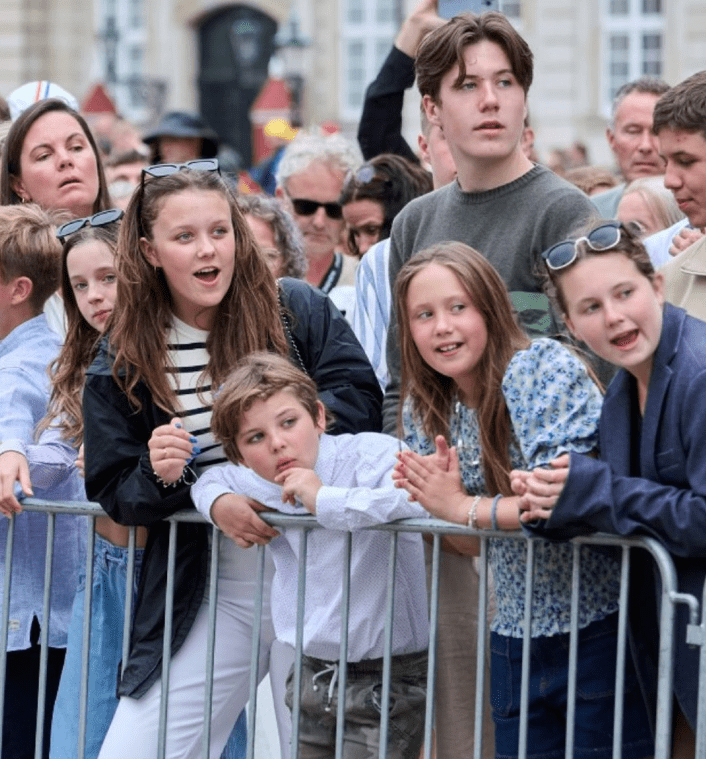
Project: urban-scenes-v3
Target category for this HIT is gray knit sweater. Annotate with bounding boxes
[383,163,597,432]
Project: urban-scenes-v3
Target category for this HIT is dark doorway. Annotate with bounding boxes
[198,5,277,169]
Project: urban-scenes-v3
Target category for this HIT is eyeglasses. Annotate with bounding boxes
[289,197,343,220]
[542,221,623,271]
[56,208,124,242]
[140,159,220,193]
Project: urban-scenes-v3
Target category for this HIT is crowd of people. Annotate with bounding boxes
[0,1,705,758]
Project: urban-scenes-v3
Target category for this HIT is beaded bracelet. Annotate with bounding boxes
[467,495,482,530]
[491,494,502,531]
[153,465,197,489]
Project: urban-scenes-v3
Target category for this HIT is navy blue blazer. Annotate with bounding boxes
[525,302,706,729]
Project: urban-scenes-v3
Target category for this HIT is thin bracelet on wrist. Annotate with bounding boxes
[467,495,482,530]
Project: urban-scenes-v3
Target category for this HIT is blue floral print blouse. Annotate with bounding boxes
[403,338,621,638]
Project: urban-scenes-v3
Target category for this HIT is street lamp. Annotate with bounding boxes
[274,13,309,128]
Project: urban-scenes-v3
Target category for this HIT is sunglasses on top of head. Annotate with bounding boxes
[139,159,221,193]
[56,208,124,242]
[542,221,624,272]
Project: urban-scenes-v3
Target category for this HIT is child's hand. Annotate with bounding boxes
[518,454,570,523]
[395,437,467,522]
[0,451,31,516]
[148,417,199,485]
[393,435,451,498]
[211,493,279,548]
[510,468,530,496]
[274,467,322,515]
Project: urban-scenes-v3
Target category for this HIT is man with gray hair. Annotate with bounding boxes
[276,131,362,321]
[592,75,670,218]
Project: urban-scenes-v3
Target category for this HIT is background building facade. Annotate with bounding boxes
[1,0,704,169]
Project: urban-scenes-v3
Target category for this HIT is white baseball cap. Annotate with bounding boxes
[7,81,79,120]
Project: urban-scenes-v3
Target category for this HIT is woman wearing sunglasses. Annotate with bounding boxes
[83,161,381,759]
[515,220,706,756]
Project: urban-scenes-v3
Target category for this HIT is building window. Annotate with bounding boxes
[602,0,663,112]
[500,1,521,18]
[341,0,396,120]
[347,0,364,24]
[346,41,366,109]
[129,0,142,29]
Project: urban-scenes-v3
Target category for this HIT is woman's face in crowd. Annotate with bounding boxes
[66,239,118,332]
[616,191,661,238]
[406,262,488,407]
[342,199,385,257]
[11,111,100,219]
[140,189,235,331]
[245,214,285,279]
[560,252,664,385]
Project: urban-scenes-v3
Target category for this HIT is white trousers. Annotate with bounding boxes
[98,539,291,759]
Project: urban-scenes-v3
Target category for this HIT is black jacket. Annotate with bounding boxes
[83,277,382,697]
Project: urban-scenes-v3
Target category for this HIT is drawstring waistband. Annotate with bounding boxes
[311,661,339,712]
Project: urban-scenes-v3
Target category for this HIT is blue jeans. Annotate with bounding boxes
[50,535,143,759]
[490,613,654,759]
[219,709,247,759]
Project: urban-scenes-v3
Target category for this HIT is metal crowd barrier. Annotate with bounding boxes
[1,499,703,759]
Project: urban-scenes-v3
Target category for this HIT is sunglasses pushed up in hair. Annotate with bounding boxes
[139,158,220,193]
[542,221,623,271]
[56,208,124,242]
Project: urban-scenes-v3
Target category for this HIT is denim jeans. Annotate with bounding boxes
[490,613,654,759]
[50,534,143,759]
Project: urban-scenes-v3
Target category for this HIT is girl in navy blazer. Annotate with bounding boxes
[515,220,706,757]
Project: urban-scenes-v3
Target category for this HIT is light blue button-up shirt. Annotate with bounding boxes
[0,314,84,651]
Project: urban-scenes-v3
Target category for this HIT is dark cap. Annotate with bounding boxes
[143,111,219,158]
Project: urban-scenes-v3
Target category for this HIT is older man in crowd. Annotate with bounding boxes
[592,76,670,218]
[276,132,362,322]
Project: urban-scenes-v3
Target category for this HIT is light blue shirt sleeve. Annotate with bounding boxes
[502,339,602,467]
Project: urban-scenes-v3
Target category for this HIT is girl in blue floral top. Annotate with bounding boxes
[392,242,653,759]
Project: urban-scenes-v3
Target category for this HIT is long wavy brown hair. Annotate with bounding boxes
[39,224,120,446]
[109,168,289,413]
[395,242,530,496]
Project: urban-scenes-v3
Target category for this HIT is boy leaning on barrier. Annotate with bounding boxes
[0,204,84,759]
[191,352,429,759]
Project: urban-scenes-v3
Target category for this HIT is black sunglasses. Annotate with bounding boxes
[140,159,220,193]
[56,208,124,242]
[290,197,343,220]
[542,221,623,271]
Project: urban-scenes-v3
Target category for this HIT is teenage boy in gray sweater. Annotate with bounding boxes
[383,11,597,432]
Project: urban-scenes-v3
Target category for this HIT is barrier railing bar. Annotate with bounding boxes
[34,511,56,759]
[334,532,352,759]
[77,516,96,759]
[423,533,441,759]
[7,500,701,759]
[122,527,137,673]
[473,536,489,759]
[612,545,631,759]
[201,526,221,758]
[157,519,178,759]
[245,541,267,759]
[290,527,310,759]
[517,537,535,759]
[565,542,581,757]
[0,516,15,757]
[377,531,398,759]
